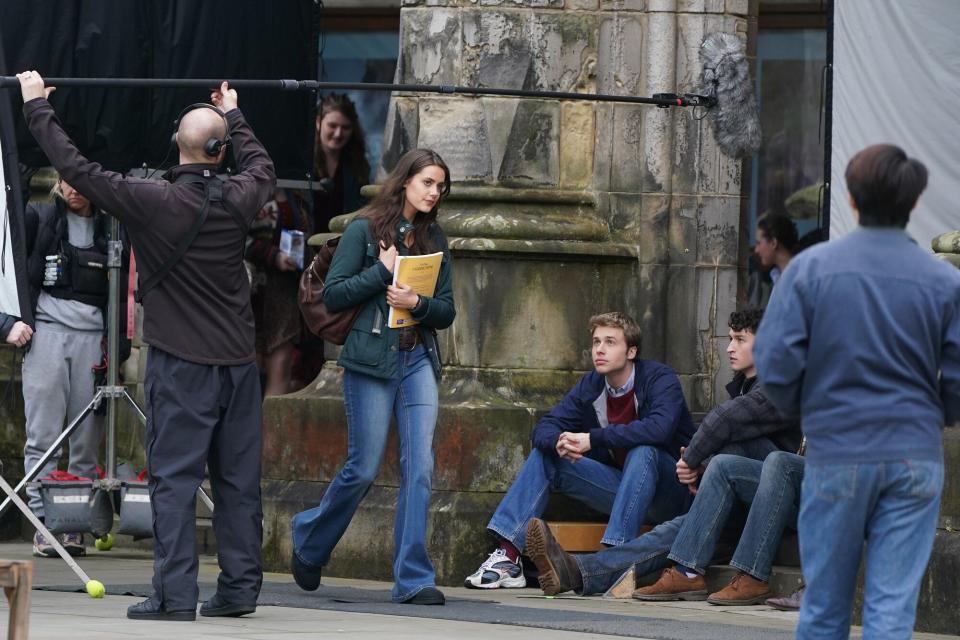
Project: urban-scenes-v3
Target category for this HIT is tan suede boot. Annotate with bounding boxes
[707,571,771,605]
[632,566,707,601]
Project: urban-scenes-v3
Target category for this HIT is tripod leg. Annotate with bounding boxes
[122,389,147,425]
[0,475,93,587]
[0,391,104,519]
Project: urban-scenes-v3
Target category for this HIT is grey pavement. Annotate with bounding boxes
[0,542,955,639]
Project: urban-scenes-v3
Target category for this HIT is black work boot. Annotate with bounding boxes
[525,518,584,595]
[200,592,257,617]
[126,597,196,621]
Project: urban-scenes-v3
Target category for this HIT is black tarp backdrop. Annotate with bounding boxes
[0,0,317,178]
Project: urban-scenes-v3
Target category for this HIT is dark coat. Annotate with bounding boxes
[24,98,275,365]
[682,372,802,469]
[324,217,455,380]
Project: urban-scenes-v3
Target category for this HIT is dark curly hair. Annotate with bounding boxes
[757,213,799,254]
[729,307,764,333]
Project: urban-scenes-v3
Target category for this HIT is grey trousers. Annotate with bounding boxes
[22,322,104,517]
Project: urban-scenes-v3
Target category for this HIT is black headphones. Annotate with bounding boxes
[171,103,231,157]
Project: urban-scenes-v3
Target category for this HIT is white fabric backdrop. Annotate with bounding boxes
[830,0,960,248]
[0,133,23,318]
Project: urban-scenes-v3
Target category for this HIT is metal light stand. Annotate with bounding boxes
[0,217,214,526]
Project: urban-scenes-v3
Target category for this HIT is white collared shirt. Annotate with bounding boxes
[605,364,635,398]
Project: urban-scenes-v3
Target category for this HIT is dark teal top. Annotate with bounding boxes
[324,217,455,379]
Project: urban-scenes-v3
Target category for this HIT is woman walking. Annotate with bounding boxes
[290,148,455,605]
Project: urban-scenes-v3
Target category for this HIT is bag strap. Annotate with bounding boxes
[136,173,214,303]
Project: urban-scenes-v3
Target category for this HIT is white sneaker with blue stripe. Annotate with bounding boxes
[464,548,526,589]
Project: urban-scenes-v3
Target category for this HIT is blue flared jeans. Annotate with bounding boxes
[291,345,439,602]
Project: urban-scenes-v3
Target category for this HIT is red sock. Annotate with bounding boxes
[498,538,520,563]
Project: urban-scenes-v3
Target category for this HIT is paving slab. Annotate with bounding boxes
[0,542,955,639]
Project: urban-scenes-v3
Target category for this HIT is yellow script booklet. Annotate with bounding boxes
[387,252,443,328]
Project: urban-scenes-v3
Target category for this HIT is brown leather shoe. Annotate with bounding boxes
[766,585,804,611]
[632,566,707,601]
[525,518,583,595]
[707,571,771,605]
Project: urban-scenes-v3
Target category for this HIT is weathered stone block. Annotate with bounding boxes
[610,104,645,191]
[695,195,739,266]
[668,195,698,264]
[636,264,668,362]
[601,0,648,10]
[560,102,595,189]
[416,99,494,182]
[592,103,615,191]
[397,8,461,85]
[665,265,698,372]
[497,100,561,186]
[725,0,749,16]
[463,10,597,92]
[567,0,600,9]
[597,12,644,96]
[645,0,677,10]
[677,0,725,12]
[445,252,640,370]
[379,97,420,176]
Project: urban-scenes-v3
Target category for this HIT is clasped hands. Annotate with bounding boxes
[555,432,591,463]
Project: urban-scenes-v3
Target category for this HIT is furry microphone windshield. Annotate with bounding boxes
[698,32,762,159]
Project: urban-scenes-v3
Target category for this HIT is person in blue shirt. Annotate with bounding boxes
[464,312,695,589]
[754,143,960,640]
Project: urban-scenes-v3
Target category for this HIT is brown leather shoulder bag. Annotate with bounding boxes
[297,235,362,345]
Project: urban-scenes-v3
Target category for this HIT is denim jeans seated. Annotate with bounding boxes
[290,346,440,603]
[575,451,804,595]
[487,444,690,550]
[797,458,943,640]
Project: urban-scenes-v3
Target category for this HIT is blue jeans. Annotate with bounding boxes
[291,345,439,602]
[796,459,943,640]
[670,452,803,579]
[576,451,803,594]
[488,444,690,549]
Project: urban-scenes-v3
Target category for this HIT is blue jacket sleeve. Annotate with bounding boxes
[588,365,687,450]
[531,376,593,455]
[323,220,388,313]
[942,287,960,426]
[754,264,811,418]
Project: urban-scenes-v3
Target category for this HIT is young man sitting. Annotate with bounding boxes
[465,312,695,589]
[525,308,803,605]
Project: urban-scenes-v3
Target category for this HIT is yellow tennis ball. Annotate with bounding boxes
[86,580,105,598]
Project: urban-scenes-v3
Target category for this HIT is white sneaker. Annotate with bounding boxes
[464,548,526,589]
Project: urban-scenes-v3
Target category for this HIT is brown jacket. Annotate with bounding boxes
[24,98,275,365]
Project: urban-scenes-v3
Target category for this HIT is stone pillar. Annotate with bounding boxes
[261,0,755,584]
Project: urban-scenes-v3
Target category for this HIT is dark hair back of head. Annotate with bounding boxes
[757,213,799,253]
[359,148,451,255]
[314,93,371,186]
[729,307,764,333]
[845,144,928,228]
[589,312,642,358]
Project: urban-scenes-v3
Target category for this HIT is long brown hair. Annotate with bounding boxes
[358,148,451,255]
[313,93,371,184]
